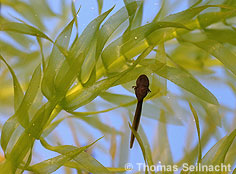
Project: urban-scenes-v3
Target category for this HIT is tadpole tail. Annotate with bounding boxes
[130,100,143,149]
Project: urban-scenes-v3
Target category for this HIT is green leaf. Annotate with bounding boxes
[1,117,20,153]
[128,123,146,161]
[131,1,143,29]
[6,132,34,173]
[26,100,58,139]
[100,92,135,105]
[201,101,221,127]
[80,37,97,84]
[197,9,236,28]
[101,21,188,73]
[163,5,210,23]
[139,125,155,174]
[54,6,114,97]
[97,1,139,60]
[205,29,236,45]
[0,54,24,110]
[189,103,202,164]
[84,2,139,81]
[123,0,141,28]
[41,10,78,99]
[70,104,129,117]
[28,137,104,174]
[38,137,110,174]
[0,55,24,153]
[1,64,41,158]
[153,0,165,22]
[97,0,103,14]
[71,1,79,33]
[69,6,114,71]
[62,47,153,111]
[201,129,236,165]
[128,122,155,174]
[162,5,235,23]
[15,64,41,128]
[37,37,46,71]
[141,59,219,105]
[0,22,53,42]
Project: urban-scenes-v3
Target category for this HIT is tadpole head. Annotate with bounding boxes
[134,74,150,101]
[136,74,149,87]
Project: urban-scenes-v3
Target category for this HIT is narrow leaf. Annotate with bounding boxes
[189,103,202,164]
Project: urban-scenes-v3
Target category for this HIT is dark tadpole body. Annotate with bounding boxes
[130,74,150,149]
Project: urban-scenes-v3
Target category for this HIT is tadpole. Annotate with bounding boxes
[130,74,150,149]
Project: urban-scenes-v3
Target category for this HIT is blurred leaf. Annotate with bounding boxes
[28,137,104,174]
[73,116,123,135]
[189,103,202,164]
[183,38,236,76]
[153,110,173,169]
[110,128,117,165]
[6,1,45,30]
[70,103,132,116]
[0,40,37,60]
[28,0,57,17]
[118,116,130,168]
[5,31,34,49]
